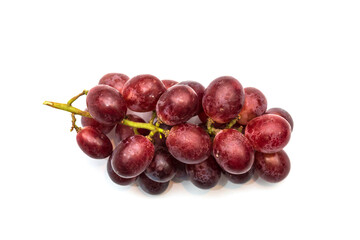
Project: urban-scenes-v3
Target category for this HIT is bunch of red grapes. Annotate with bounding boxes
[63,73,294,195]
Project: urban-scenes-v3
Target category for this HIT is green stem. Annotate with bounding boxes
[206,118,221,135]
[237,125,244,133]
[67,90,88,106]
[43,100,167,133]
[122,119,166,133]
[43,101,92,118]
[226,116,240,129]
[133,128,140,135]
[149,111,156,124]
[70,113,81,133]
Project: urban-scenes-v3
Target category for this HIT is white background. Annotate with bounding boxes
[1,0,359,239]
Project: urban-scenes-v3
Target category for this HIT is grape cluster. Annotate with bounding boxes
[47,73,294,195]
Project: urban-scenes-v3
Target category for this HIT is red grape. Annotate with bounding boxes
[255,150,291,183]
[145,148,177,183]
[114,114,150,144]
[86,85,127,125]
[198,110,208,123]
[166,123,212,164]
[266,108,294,131]
[107,159,136,186]
[111,135,154,178]
[76,126,113,159]
[213,129,254,174]
[172,160,189,182]
[245,114,291,153]
[186,155,221,189]
[122,74,166,112]
[156,85,198,125]
[138,173,169,195]
[178,81,205,115]
[223,165,254,184]
[98,73,129,94]
[238,87,267,125]
[202,76,245,123]
[162,79,178,89]
[81,108,114,134]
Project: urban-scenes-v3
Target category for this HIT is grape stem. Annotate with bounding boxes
[70,113,81,133]
[146,116,167,141]
[43,91,168,135]
[226,116,240,129]
[149,111,156,125]
[67,90,88,106]
[206,118,221,135]
[43,101,92,118]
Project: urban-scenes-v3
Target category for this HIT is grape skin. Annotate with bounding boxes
[86,85,127,125]
[198,110,208,123]
[245,114,291,153]
[145,148,177,183]
[266,108,294,131]
[162,79,178,89]
[81,109,114,134]
[213,129,254,174]
[99,73,129,94]
[202,76,245,123]
[255,150,291,183]
[238,87,267,125]
[138,173,169,195]
[166,123,212,164]
[172,159,189,182]
[223,165,254,184]
[156,85,198,126]
[186,155,221,189]
[76,126,113,159]
[111,135,155,178]
[178,81,205,115]
[107,159,136,186]
[122,74,166,112]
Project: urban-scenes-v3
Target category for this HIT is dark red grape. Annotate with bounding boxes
[98,73,129,94]
[178,81,205,115]
[86,85,127,125]
[111,135,154,178]
[76,126,113,159]
[114,114,150,144]
[186,156,221,189]
[266,108,294,131]
[162,79,178,89]
[198,110,208,123]
[81,108,114,134]
[172,160,188,182]
[197,123,207,131]
[138,173,169,195]
[156,85,198,126]
[166,123,212,164]
[245,114,291,153]
[202,76,245,123]
[255,150,291,183]
[238,87,267,125]
[145,148,176,183]
[107,159,136,185]
[224,165,254,184]
[213,129,254,174]
[122,74,166,112]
